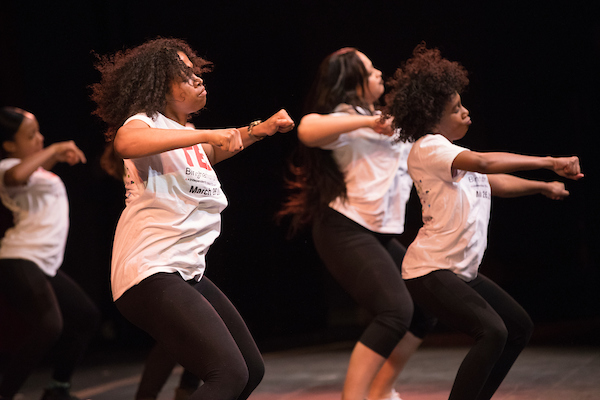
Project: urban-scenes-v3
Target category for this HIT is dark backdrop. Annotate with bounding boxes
[1,0,599,350]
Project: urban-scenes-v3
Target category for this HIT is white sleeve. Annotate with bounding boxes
[417,135,469,182]
[123,113,156,128]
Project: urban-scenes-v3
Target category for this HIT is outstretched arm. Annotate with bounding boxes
[114,119,243,159]
[452,151,583,180]
[297,113,390,147]
[205,109,295,164]
[3,141,86,186]
[487,174,569,200]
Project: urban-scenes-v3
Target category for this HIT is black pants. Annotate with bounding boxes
[0,258,100,398]
[135,344,200,400]
[313,208,434,358]
[405,270,534,400]
[116,273,264,400]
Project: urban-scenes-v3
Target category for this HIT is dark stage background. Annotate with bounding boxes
[1,1,599,351]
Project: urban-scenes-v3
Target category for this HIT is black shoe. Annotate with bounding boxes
[40,387,80,400]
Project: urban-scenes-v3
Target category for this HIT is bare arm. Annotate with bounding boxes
[113,119,243,159]
[452,151,584,180]
[205,109,295,164]
[487,174,569,200]
[297,113,389,147]
[3,141,86,186]
[116,110,294,165]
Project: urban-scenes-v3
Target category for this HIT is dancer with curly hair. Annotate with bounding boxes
[91,37,294,400]
[0,107,99,400]
[385,43,583,400]
[279,48,436,400]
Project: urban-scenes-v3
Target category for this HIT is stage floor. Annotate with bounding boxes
[12,341,600,400]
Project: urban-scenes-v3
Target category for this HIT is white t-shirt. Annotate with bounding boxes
[402,134,491,281]
[0,158,70,276]
[321,106,413,234]
[111,113,228,300]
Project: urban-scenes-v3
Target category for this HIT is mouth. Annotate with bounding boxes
[198,86,207,97]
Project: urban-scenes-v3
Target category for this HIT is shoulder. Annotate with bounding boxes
[415,134,468,156]
[409,135,469,179]
[0,158,21,170]
[123,113,156,128]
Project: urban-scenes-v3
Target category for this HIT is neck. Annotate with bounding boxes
[429,127,453,142]
[163,109,187,126]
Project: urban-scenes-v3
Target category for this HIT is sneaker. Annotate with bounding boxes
[390,389,402,400]
[40,387,80,400]
[368,389,403,400]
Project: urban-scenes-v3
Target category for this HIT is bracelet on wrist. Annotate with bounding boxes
[248,120,265,141]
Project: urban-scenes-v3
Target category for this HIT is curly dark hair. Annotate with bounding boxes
[385,43,469,142]
[90,37,212,141]
[278,48,374,236]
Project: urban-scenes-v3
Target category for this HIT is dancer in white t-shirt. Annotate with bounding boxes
[279,48,436,400]
[385,43,583,400]
[91,38,294,400]
[0,107,99,400]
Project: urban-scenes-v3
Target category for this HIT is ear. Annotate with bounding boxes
[2,140,16,155]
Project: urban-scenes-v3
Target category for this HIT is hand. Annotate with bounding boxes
[551,156,584,180]
[541,181,569,200]
[372,115,395,136]
[257,109,295,137]
[50,141,86,165]
[208,128,243,152]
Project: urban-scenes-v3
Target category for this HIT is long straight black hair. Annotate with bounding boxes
[278,48,372,236]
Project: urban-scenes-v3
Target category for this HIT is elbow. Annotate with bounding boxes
[112,139,127,159]
[296,124,318,147]
[3,170,26,187]
[113,129,132,159]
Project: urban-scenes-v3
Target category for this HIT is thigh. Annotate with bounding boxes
[195,277,262,368]
[312,210,412,314]
[384,236,407,271]
[405,270,505,339]
[50,270,99,330]
[0,258,60,326]
[468,274,533,340]
[116,273,244,377]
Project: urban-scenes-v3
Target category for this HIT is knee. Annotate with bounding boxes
[205,362,250,398]
[378,303,413,333]
[246,359,265,392]
[478,322,509,354]
[510,314,534,348]
[226,362,251,389]
[36,311,63,346]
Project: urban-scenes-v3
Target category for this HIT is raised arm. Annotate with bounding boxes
[3,141,86,186]
[297,113,387,147]
[487,174,569,200]
[452,151,584,180]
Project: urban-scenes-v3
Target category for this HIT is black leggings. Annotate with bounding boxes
[0,259,100,398]
[135,344,200,400]
[405,270,534,400]
[313,208,434,358]
[116,273,264,400]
